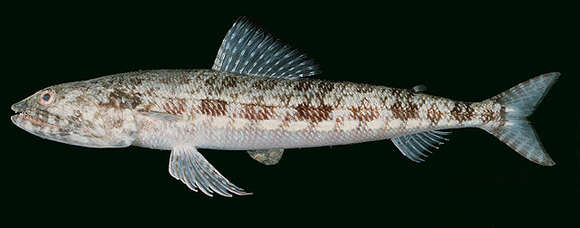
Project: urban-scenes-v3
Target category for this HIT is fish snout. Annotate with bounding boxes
[11,100,27,113]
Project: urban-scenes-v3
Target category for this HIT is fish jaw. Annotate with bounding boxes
[11,108,74,144]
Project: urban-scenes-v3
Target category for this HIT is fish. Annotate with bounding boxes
[10,17,560,197]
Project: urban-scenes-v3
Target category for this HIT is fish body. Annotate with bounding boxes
[11,17,559,197]
[76,69,494,151]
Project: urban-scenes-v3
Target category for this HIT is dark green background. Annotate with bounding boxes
[4,11,578,226]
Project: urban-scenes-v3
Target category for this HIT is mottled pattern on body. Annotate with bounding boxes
[75,69,504,150]
[11,16,558,197]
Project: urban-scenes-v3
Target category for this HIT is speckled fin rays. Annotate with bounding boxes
[212,16,321,165]
[481,72,560,166]
[392,130,450,162]
[169,17,321,196]
[170,145,251,197]
[212,17,321,79]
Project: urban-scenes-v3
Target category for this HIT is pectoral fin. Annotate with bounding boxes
[169,145,251,197]
[247,149,284,165]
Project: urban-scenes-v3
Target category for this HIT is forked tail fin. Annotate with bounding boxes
[482,72,560,166]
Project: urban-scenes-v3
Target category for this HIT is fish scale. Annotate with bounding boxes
[11,17,559,197]
[96,70,479,149]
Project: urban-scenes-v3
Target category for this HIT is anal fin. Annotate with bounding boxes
[247,149,284,165]
[391,130,450,163]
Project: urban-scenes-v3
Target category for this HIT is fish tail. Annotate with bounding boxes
[481,72,560,166]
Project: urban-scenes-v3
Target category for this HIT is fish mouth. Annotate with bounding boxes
[12,107,129,148]
[11,109,71,138]
[11,112,61,129]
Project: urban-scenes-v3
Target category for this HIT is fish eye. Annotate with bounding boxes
[39,90,55,105]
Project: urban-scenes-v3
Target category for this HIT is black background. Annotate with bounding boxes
[4,8,579,226]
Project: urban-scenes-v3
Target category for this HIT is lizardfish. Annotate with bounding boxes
[10,17,559,197]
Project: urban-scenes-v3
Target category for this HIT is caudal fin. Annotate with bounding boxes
[482,72,560,166]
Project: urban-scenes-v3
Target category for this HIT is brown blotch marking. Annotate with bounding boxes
[293,103,333,123]
[220,76,239,88]
[275,94,294,106]
[427,105,443,123]
[145,87,156,96]
[163,103,172,114]
[349,106,380,121]
[204,76,226,95]
[176,75,190,85]
[177,101,185,114]
[498,106,506,126]
[293,80,313,92]
[241,104,275,120]
[142,103,153,112]
[100,89,142,109]
[200,99,228,116]
[360,97,371,108]
[112,119,123,128]
[379,96,389,107]
[390,100,419,121]
[163,98,187,115]
[204,76,217,87]
[316,81,334,95]
[480,108,497,123]
[73,110,83,118]
[253,106,274,120]
[451,103,474,122]
[75,95,85,103]
[252,79,277,90]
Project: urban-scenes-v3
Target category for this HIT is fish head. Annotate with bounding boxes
[11,82,137,148]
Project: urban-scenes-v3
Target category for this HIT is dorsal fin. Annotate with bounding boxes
[212,17,321,79]
[391,130,450,162]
